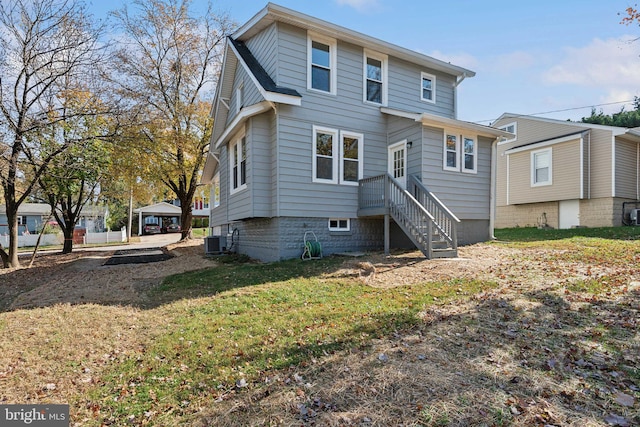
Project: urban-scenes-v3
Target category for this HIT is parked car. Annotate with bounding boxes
[164,223,181,233]
[143,223,161,235]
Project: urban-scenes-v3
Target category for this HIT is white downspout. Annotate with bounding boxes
[453,73,467,119]
[490,137,499,239]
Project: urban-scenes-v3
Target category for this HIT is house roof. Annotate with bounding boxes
[505,131,588,155]
[382,107,513,139]
[133,202,182,215]
[495,113,640,142]
[229,37,300,98]
[235,3,475,79]
[0,203,107,216]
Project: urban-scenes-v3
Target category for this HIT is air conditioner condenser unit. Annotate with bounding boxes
[205,235,227,254]
[630,209,640,226]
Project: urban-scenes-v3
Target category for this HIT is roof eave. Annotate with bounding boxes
[234,3,474,78]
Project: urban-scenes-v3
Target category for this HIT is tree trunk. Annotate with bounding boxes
[5,203,20,269]
[0,243,9,268]
[62,227,74,254]
[179,196,194,240]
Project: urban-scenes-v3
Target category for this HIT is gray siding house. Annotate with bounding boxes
[202,3,509,262]
[493,114,640,229]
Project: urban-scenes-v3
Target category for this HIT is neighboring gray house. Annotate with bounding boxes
[493,114,640,229]
[0,203,107,235]
[201,3,509,262]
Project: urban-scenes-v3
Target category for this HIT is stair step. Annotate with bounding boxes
[431,248,458,259]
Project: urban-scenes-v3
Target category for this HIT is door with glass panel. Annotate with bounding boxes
[388,141,407,189]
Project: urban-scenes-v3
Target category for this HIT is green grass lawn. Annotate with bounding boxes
[494,225,640,242]
[85,257,496,425]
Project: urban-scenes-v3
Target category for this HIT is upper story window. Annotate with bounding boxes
[308,32,337,95]
[364,50,387,105]
[421,72,436,103]
[229,134,247,194]
[498,122,517,142]
[531,148,552,186]
[312,125,363,185]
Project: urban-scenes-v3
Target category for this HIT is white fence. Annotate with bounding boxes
[0,228,126,248]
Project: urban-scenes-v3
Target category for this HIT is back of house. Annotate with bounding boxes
[202,3,509,261]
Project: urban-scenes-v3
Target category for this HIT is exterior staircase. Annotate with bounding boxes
[358,174,459,258]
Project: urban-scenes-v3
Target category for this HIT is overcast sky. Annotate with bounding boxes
[90,0,640,124]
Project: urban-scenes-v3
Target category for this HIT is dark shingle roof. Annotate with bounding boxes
[229,37,301,98]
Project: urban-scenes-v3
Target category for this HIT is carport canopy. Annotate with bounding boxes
[134,202,182,235]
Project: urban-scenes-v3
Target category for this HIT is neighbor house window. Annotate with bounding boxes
[532,148,552,186]
[229,135,247,194]
[328,218,350,231]
[313,126,339,184]
[212,172,220,208]
[364,50,387,105]
[443,133,459,171]
[462,136,477,173]
[16,216,26,226]
[308,32,337,94]
[499,122,517,142]
[340,131,364,184]
[421,72,436,103]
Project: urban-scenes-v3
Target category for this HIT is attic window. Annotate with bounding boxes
[499,122,517,142]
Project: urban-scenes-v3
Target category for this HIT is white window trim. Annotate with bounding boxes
[421,72,436,103]
[328,218,350,231]
[229,132,247,195]
[312,125,339,184]
[235,83,244,115]
[461,135,477,174]
[363,49,388,106]
[531,148,552,187]
[17,215,25,226]
[498,121,517,143]
[339,130,364,186]
[443,131,460,172]
[307,31,337,95]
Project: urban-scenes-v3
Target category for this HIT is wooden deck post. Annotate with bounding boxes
[384,213,390,256]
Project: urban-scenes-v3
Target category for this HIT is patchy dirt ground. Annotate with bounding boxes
[0,239,216,311]
[1,240,639,426]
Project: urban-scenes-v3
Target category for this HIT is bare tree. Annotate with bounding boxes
[110,0,234,240]
[0,0,106,268]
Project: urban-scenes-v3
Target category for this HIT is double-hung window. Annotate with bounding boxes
[531,148,552,186]
[364,50,387,105]
[313,126,363,185]
[421,72,436,103]
[498,122,517,142]
[443,132,477,174]
[229,135,247,194]
[308,32,337,94]
[443,133,459,171]
[462,136,477,173]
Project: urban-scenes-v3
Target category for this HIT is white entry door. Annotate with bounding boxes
[559,199,580,229]
[388,140,407,189]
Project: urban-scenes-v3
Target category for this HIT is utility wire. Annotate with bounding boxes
[475,99,636,124]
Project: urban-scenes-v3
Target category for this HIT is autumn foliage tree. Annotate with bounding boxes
[110,0,234,240]
[0,0,106,268]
